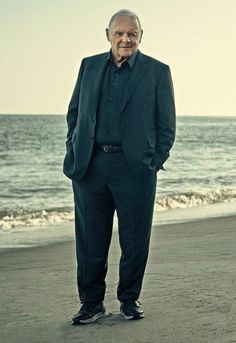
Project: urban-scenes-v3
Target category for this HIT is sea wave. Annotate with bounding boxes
[156,188,236,210]
[0,189,235,231]
[0,208,74,232]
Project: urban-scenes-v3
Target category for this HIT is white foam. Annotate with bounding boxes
[1,201,235,250]
[155,188,236,211]
[153,200,236,226]
[0,210,73,232]
[1,188,235,233]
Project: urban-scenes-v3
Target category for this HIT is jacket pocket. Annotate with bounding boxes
[148,136,156,149]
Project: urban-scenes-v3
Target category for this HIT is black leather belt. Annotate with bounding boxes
[95,144,123,153]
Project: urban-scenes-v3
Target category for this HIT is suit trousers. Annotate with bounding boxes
[72,148,157,303]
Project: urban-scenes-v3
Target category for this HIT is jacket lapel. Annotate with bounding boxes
[91,54,108,112]
[120,52,148,114]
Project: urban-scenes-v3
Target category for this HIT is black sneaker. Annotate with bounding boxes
[120,300,145,320]
[72,302,106,325]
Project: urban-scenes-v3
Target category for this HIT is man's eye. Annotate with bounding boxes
[129,32,138,37]
[115,32,123,37]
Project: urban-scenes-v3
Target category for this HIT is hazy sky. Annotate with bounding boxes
[1,0,236,115]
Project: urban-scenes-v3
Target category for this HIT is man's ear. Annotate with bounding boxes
[105,28,110,42]
[139,30,143,43]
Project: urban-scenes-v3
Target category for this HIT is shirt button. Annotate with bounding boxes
[110,97,112,101]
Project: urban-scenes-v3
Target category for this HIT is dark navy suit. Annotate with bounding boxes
[63,50,176,303]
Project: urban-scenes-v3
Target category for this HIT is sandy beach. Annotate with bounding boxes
[1,215,236,343]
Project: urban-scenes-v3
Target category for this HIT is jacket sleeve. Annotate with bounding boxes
[65,59,85,142]
[155,65,176,170]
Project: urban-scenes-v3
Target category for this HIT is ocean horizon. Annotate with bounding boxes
[0,114,235,249]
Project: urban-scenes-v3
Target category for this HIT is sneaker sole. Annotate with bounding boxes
[120,311,145,320]
[73,310,106,325]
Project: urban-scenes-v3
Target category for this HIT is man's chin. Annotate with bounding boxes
[119,50,134,58]
[112,48,135,63]
[121,53,132,58]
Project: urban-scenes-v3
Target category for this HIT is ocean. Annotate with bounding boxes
[0,114,235,249]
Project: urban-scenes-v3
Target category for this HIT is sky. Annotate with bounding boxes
[1,0,236,116]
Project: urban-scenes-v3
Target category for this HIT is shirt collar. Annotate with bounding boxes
[107,49,139,69]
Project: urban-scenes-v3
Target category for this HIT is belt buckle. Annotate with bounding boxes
[103,145,112,152]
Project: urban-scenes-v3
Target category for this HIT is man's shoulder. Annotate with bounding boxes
[82,52,108,64]
[138,52,169,69]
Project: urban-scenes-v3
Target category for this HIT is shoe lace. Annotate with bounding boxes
[124,300,142,308]
[81,302,99,315]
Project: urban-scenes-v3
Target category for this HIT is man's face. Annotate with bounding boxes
[106,16,143,63]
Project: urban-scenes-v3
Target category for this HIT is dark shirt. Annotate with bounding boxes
[95,50,138,145]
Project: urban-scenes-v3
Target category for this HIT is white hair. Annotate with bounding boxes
[108,9,142,31]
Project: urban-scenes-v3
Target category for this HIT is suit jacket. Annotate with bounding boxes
[63,50,176,180]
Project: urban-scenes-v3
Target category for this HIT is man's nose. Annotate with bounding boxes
[121,34,131,42]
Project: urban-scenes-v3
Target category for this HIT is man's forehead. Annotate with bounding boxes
[110,16,139,31]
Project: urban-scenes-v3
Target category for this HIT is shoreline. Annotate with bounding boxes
[1,202,236,252]
[1,214,236,342]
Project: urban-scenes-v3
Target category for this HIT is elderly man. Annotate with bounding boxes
[63,9,176,324]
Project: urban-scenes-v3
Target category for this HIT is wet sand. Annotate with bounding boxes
[0,215,236,343]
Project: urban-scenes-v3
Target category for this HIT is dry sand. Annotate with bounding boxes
[0,215,236,343]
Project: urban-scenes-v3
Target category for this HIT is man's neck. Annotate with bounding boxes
[114,56,128,67]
